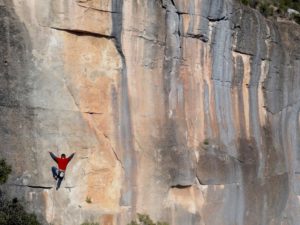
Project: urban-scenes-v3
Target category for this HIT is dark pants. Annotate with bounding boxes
[51,166,63,190]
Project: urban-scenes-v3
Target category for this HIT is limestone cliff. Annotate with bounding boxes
[0,0,300,224]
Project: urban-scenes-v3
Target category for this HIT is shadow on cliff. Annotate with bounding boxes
[237,124,289,225]
[0,1,48,224]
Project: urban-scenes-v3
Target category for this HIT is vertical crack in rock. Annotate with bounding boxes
[209,2,247,225]
[160,0,195,188]
[249,11,264,180]
[263,22,285,115]
[102,132,125,170]
[210,1,237,157]
[261,22,295,223]
[111,0,137,211]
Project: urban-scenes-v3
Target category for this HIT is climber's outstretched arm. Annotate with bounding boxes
[67,153,75,162]
[49,152,58,163]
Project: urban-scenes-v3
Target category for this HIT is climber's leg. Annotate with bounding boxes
[51,166,58,180]
[56,177,63,190]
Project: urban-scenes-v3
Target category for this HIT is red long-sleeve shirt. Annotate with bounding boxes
[50,152,75,171]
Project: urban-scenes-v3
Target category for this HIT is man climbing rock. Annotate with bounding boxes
[49,152,75,190]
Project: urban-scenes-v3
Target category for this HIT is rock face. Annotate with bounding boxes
[1,0,300,224]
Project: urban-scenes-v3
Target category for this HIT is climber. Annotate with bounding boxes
[49,152,75,190]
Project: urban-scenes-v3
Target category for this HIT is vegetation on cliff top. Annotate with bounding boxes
[240,0,300,24]
[0,159,41,225]
[128,213,169,225]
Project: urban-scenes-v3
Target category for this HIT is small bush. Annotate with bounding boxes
[239,0,300,22]
[0,194,41,225]
[86,196,92,204]
[81,222,99,225]
[293,14,300,24]
[0,159,41,225]
[0,159,11,185]
[240,0,250,5]
[128,214,169,225]
[259,3,274,17]
[203,139,209,145]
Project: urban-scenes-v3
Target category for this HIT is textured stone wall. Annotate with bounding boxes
[0,0,300,224]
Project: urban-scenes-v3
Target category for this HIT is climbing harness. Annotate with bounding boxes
[58,171,65,179]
